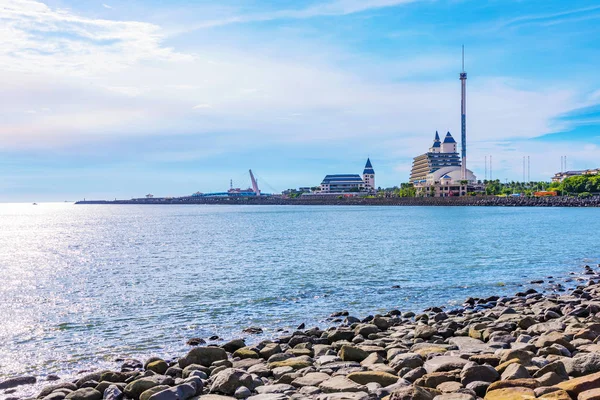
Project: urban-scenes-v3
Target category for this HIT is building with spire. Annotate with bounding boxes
[362,158,375,191]
[409,131,476,197]
[319,159,376,193]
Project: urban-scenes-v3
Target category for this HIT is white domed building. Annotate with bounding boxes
[409,131,477,197]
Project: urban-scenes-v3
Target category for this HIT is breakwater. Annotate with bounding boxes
[6,265,600,400]
[76,195,600,207]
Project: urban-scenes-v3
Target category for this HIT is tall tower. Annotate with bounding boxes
[363,158,375,191]
[460,45,467,181]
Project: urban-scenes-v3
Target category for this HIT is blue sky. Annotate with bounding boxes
[1,0,600,201]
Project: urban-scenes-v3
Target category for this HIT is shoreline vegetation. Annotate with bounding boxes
[75,196,600,207]
[5,265,600,399]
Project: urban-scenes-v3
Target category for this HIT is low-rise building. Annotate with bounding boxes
[552,169,599,183]
[320,159,375,193]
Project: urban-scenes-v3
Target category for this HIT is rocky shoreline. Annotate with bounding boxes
[75,196,600,207]
[5,266,600,400]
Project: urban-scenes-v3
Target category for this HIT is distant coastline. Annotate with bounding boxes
[75,196,600,207]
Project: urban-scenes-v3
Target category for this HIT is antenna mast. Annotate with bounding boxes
[459,45,468,183]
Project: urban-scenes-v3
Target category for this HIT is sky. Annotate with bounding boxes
[1,0,600,201]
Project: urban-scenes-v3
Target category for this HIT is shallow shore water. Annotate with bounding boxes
[4,264,600,400]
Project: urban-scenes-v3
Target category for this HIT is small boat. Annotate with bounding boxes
[33,203,38,205]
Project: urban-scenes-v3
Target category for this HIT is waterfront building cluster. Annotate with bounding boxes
[552,168,599,183]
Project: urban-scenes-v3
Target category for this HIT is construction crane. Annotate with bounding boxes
[249,169,261,196]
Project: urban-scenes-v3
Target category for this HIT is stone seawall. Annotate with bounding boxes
[77,196,600,207]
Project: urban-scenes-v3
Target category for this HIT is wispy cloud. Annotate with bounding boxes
[102,4,112,10]
[501,4,600,28]
[188,0,420,30]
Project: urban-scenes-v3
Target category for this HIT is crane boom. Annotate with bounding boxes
[249,169,260,196]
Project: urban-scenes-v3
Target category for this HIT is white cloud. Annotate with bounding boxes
[102,4,113,9]
[0,0,596,184]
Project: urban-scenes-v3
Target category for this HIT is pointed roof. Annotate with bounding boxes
[443,132,456,143]
[363,158,375,175]
[431,131,441,148]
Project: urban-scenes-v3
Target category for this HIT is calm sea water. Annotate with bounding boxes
[0,203,599,386]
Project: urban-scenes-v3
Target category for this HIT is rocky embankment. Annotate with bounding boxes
[6,266,600,400]
[76,196,600,207]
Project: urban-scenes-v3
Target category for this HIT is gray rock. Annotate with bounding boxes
[465,381,488,398]
[247,395,289,400]
[500,363,530,380]
[233,387,251,400]
[256,384,295,394]
[39,383,79,398]
[459,364,499,385]
[124,376,173,399]
[210,369,255,395]
[179,347,228,368]
[103,385,124,400]
[148,384,196,400]
[291,373,331,388]
[447,337,493,353]
[423,356,468,374]
[414,325,437,340]
[43,393,67,400]
[65,388,102,400]
[402,367,426,383]
[0,376,37,389]
[562,352,600,376]
[389,353,423,371]
[318,376,366,393]
[316,393,368,400]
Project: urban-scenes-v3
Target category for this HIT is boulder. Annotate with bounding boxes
[460,364,499,385]
[501,363,530,380]
[555,371,600,396]
[210,369,255,395]
[147,384,196,400]
[339,346,369,362]
[140,386,170,400]
[388,385,437,400]
[414,325,437,340]
[562,353,600,377]
[268,357,312,370]
[260,344,282,360]
[318,376,367,393]
[424,357,468,374]
[255,384,295,394]
[103,385,124,400]
[234,386,251,399]
[179,347,228,368]
[124,376,173,399]
[223,340,246,353]
[291,372,331,387]
[390,353,424,371]
[483,387,535,399]
[0,376,37,389]
[39,383,79,398]
[233,348,260,360]
[347,371,399,387]
[486,378,540,392]
[64,388,102,400]
[147,361,169,375]
[316,393,369,400]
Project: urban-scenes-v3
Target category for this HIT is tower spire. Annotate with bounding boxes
[459,45,467,182]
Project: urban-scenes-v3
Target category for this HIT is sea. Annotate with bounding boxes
[0,203,599,393]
